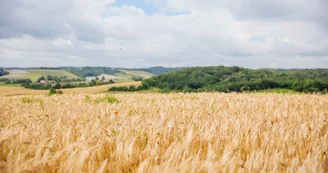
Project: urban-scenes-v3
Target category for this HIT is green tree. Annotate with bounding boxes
[139,66,328,93]
[96,80,102,85]
[47,75,53,80]
[89,79,96,86]
[37,76,45,82]
[129,85,136,91]
[54,83,61,89]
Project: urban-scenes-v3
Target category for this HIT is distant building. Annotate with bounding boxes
[40,80,57,86]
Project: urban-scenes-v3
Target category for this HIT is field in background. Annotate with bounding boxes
[60,81,141,94]
[0,69,154,84]
[0,70,80,82]
[0,93,327,172]
[0,81,141,96]
[114,72,138,83]
[26,70,80,82]
[120,70,155,78]
[0,70,28,79]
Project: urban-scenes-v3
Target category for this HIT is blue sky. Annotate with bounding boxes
[106,0,190,16]
[109,0,158,15]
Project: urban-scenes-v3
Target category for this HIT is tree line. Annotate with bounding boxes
[111,66,328,93]
[22,78,115,90]
[36,75,83,83]
[0,68,9,76]
[67,67,120,78]
[133,66,181,75]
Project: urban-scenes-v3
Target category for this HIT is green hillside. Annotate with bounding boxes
[133,66,181,75]
[141,66,328,93]
[67,67,120,77]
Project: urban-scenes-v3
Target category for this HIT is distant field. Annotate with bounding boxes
[26,70,80,82]
[0,86,46,96]
[60,81,141,94]
[120,70,154,78]
[0,81,141,96]
[0,70,80,82]
[0,70,28,79]
[114,72,136,82]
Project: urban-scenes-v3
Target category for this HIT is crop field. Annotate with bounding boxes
[0,93,327,172]
[120,70,155,78]
[0,70,79,82]
[114,72,138,83]
[26,70,80,82]
[0,81,141,96]
[0,70,29,79]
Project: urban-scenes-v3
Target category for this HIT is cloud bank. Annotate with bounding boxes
[1,0,328,68]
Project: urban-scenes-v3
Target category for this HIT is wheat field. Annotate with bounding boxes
[0,81,141,96]
[0,93,327,173]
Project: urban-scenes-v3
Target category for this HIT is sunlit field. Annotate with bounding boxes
[0,93,327,172]
[0,81,141,96]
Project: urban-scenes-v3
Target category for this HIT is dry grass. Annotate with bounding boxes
[0,81,141,96]
[0,86,47,96]
[0,93,327,173]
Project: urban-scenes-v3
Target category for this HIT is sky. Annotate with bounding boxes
[0,0,328,68]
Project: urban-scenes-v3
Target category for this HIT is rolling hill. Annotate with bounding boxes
[142,66,328,93]
[120,70,154,78]
[26,70,80,82]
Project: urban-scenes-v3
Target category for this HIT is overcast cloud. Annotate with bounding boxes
[0,0,328,68]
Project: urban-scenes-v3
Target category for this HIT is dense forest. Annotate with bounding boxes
[140,66,328,93]
[67,67,120,77]
[134,66,181,75]
[0,68,9,76]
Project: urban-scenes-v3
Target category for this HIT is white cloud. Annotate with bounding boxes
[0,0,327,68]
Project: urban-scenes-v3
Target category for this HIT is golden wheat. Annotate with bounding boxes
[0,81,141,96]
[0,93,327,173]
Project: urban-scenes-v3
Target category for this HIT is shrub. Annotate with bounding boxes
[150,87,162,93]
[132,77,143,81]
[129,85,136,91]
[109,79,115,84]
[48,87,57,96]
